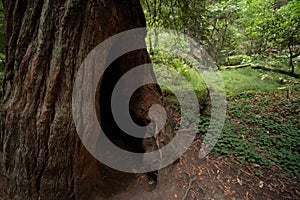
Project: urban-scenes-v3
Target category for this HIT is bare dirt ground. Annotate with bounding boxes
[110,139,299,200]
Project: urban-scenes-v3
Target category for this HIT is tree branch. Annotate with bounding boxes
[292,52,300,59]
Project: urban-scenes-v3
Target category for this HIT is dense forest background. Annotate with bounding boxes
[141,0,299,74]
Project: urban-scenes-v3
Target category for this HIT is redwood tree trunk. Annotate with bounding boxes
[0,0,171,199]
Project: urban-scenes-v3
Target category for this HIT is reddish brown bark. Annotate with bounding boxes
[0,0,173,199]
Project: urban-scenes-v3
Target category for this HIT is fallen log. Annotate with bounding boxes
[220,63,300,79]
[220,63,254,70]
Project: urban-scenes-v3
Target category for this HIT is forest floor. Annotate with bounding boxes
[109,68,300,200]
[108,96,299,200]
[110,141,299,200]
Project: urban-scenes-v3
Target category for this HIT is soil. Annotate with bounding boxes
[108,139,299,200]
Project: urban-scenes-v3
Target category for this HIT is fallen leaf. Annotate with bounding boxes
[237,178,243,186]
[259,181,264,188]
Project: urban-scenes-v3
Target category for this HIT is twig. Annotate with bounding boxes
[182,173,197,200]
[203,166,212,178]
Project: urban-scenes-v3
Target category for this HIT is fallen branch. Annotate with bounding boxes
[182,173,197,200]
[252,65,300,79]
[220,63,254,70]
[220,63,300,79]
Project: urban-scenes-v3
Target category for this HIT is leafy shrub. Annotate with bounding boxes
[223,55,252,66]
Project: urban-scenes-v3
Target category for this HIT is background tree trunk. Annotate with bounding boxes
[0,0,172,199]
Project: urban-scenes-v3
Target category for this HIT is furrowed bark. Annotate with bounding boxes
[0,0,173,199]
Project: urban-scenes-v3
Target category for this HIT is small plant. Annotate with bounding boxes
[0,53,4,72]
[224,55,252,66]
[214,93,300,180]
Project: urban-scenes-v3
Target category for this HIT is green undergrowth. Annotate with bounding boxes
[159,66,300,181]
[221,67,300,95]
[214,93,300,180]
